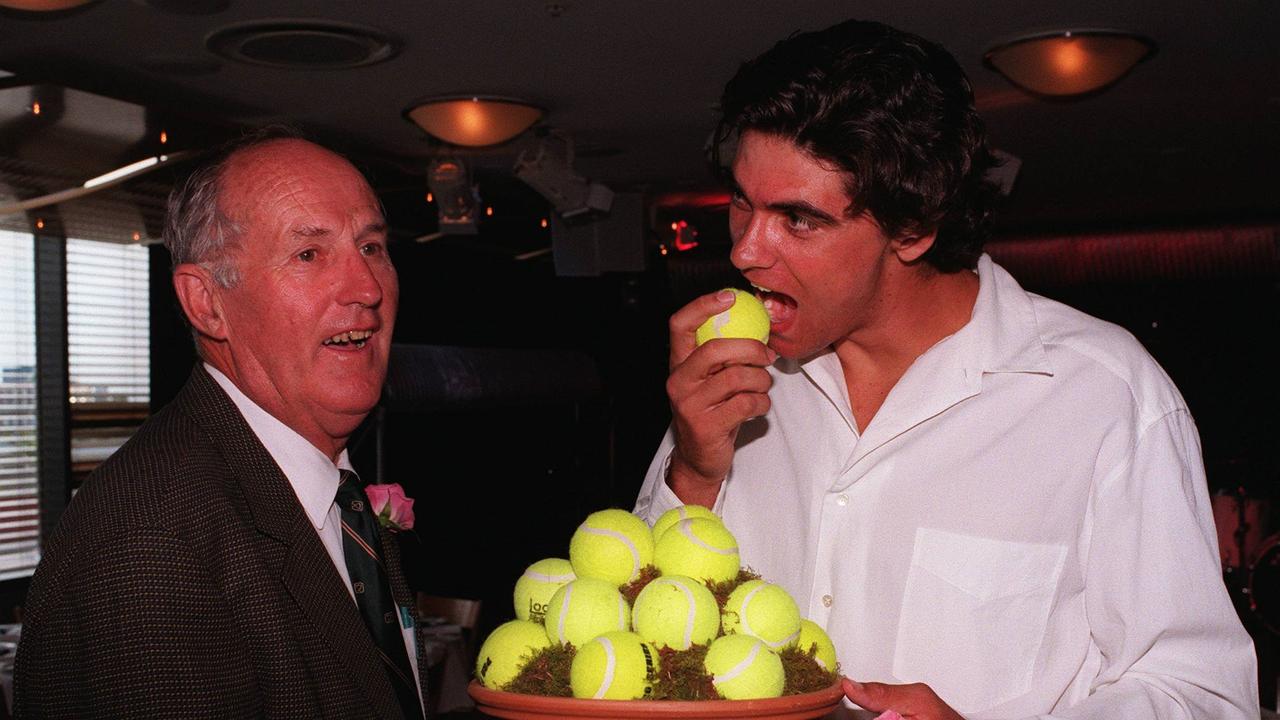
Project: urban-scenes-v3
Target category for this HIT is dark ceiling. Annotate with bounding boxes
[1,0,1279,236]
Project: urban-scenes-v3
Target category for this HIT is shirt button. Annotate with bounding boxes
[384,611,396,624]
[351,500,364,512]
[822,594,833,607]
[353,581,365,594]
[835,494,848,506]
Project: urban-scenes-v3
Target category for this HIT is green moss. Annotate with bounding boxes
[649,645,720,701]
[779,645,839,695]
[621,565,661,605]
[503,644,575,697]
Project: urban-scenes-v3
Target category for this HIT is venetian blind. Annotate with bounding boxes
[66,238,149,484]
[0,230,40,580]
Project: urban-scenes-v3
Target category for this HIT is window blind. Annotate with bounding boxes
[66,238,150,483]
[0,230,40,580]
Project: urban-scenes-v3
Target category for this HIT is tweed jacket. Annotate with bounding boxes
[14,366,427,719]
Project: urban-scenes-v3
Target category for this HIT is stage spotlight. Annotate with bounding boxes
[513,138,613,220]
[427,157,479,234]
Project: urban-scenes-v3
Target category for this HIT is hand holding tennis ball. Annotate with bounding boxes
[695,288,770,346]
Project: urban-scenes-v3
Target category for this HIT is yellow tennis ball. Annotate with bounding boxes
[653,517,740,584]
[632,574,721,651]
[703,633,785,700]
[544,577,632,647]
[514,557,575,623]
[570,630,660,700]
[651,504,721,543]
[797,619,838,673]
[569,508,655,585]
[475,619,552,690]
[722,579,802,650]
[695,288,770,346]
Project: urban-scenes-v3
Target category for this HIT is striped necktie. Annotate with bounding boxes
[336,470,423,719]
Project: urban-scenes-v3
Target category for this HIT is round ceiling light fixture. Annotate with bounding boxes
[405,96,544,147]
[0,0,95,9]
[207,20,398,70]
[984,30,1155,97]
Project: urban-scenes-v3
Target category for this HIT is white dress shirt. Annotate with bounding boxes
[635,256,1257,719]
[206,364,422,703]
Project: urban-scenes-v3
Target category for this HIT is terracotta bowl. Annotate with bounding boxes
[467,679,846,719]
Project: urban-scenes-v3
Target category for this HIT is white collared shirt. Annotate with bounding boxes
[206,364,422,702]
[635,255,1257,718]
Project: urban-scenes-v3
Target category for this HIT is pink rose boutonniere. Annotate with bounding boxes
[364,483,415,532]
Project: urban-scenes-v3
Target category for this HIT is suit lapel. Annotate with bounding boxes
[379,527,430,704]
[177,367,406,720]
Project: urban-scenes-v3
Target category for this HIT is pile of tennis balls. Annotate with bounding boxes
[475,506,838,701]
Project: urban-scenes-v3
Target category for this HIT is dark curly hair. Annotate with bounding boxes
[712,20,997,272]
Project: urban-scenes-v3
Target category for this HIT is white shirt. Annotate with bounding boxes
[206,364,423,703]
[635,256,1257,719]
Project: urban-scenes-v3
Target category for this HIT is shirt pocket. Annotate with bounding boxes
[892,527,1067,714]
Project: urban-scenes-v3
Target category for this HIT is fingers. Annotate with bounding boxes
[842,678,963,720]
[668,289,737,368]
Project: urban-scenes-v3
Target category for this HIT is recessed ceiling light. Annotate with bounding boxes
[207,20,399,70]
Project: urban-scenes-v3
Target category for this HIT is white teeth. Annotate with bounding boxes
[750,283,772,293]
[323,330,373,346]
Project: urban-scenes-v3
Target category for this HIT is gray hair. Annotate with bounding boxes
[162,125,307,287]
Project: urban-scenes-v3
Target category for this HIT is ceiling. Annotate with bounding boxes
[1,0,1279,235]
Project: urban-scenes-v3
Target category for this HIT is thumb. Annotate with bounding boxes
[842,677,892,712]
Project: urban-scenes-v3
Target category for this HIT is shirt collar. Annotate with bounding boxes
[793,253,1053,391]
[204,363,352,532]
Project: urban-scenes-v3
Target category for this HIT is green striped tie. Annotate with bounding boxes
[336,470,423,719]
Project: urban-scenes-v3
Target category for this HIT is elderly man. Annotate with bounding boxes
[15,130,423,719]
[635,20,1257,719]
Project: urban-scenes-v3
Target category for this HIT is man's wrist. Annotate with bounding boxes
[665,456,724,507]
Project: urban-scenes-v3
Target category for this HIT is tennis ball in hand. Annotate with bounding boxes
[475,620,551,689]
[632,574,721,651]
[704,633,785,700]
[695,288,770,347]
[514,557,575,623]
[544,577,632,647]
[651,504,721,543]
[654,517,740,584]
[797,619,838,673]
[570,630,660,700]
[721,579,802,650]
[569,508,655,585]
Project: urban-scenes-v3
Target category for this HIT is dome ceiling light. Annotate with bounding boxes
[405,96,543,148]
[984,30,1155,97]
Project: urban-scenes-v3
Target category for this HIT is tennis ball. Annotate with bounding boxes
[544,577,632,647]
[569,508,655,585]
[475,619,551,690]
[695,288,770,347]
[651,504,721,543]
[703,633,785,700]
[653,517,740,584]
[797,619,838,673]
[631,574,720,650]
[721,579,802,650]
[570,630,660,700]
[514,557,575,623]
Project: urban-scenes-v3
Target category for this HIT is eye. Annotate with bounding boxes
[785,211,816,233]
[729,189,750,209]
[297,248,317,262]
[359,241,384,257]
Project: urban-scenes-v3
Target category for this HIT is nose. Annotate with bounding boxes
[336,247,384,308]
[729,208,768,271]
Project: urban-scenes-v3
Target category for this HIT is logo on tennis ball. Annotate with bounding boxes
[527,599,549,622]
[695,288,770,346]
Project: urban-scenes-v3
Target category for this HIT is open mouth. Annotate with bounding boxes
[322,330,373,349]
[750,283,797,325]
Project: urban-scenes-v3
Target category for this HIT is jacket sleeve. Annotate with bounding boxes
[15,527,258,719]
[1044,409,1258,719]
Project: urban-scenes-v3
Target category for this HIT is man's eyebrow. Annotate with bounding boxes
[291,224,330,238]
[357,221,388,238]
[766,200,839,225]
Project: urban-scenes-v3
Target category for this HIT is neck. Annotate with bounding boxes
[833,265,978,430]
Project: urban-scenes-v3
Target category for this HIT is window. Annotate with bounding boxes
[66,238,150,488]
[0,230,40,580]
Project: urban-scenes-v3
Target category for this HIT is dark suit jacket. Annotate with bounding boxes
[14,366,427,719]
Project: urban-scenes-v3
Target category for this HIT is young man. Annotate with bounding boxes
[17,131,423,719]
[635,20,1256,719]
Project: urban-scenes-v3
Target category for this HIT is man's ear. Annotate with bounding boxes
[890,229,937,264]
[172,263,229,341]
